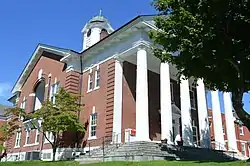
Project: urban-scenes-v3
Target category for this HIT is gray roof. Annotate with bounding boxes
[0,104,11,120]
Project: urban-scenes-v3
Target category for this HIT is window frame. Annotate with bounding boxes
[15,129,21,147]
[222,124,225,135]
[87,73,93,92]
[94,68,100,89]
[192,126,198,146]
[241,142,246,156]
[239,126,244,135]
[19,97,26,121]
[25,130,30,145]
[44,131,54,143]
[50,82,60,104]
[35,129,40,144]
[189,88,196,110]
[88,112,97,140]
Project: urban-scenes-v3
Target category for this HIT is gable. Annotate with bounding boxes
[11,44,74,94]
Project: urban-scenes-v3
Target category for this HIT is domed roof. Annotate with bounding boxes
[81,11,114,34]
[89,15,108,23]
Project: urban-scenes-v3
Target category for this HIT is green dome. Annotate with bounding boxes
[89,15,108,23]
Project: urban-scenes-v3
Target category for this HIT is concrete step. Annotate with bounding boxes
[76,141,236,162]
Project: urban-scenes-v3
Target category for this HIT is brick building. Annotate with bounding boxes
[209,109,250,157]
[5,14,247,161]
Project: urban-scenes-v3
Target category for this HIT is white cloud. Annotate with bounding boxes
[0,82,12,97]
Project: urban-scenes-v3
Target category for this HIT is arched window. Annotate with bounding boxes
[33,80,45,112]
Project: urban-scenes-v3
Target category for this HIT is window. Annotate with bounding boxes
[15,129,21,147]
[170,82,174,102]
[222,124,225,135]
[25,131,30,145]
[88,73,93,92]
[94,69,100,89]
[43,153,52,160]
[44,132,54,143]
[35,129,40,143]
[50,82,59,104]
[87,29,92,37]
[192,126,198,146]
[90,113,97,137]
[19,97,26,121]
[241,143,246,156]
[239,126,244,135]
[189,88,196,109]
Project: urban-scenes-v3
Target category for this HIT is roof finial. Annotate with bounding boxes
[99,9,102,16]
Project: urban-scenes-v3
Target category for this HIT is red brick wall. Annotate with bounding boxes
[79,58,115,148]
[8,52,66,153]
[208,109,250,156]
[0,119,6,147]
[121,62,136,142]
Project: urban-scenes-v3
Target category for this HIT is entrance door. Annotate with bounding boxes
[172,113,181,143]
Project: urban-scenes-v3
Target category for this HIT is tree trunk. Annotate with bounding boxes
[231,91,250,131]
[52,146,57,161]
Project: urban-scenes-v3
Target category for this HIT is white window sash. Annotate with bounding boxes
[25,131,30,144]
[15,132,21,147]
[88,74,93,91]
[241,143,246,156]
[89,113,97,138]
[35,129,39,143]
[94,69,100,89]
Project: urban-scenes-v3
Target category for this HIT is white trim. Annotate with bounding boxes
[38,69,43,79]
[82,55,116,74]
[54,77,57,84]
[88,136,97,140]
[23,143,39,147]
[29,93,35,97]
[237,140,248,143]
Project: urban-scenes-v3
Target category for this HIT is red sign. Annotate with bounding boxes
[130,129,136,136]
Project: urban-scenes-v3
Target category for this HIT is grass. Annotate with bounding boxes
[0,160,249,166]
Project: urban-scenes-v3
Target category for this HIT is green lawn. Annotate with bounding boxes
[0,161,249,166]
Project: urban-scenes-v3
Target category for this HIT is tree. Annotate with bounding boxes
[33,87,85,161]
[0,107,25,160]
[149,0,250,131]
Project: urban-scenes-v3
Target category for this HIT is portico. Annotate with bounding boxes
[113,43,211,147]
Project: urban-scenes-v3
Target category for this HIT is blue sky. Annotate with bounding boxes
[0,1,249,112]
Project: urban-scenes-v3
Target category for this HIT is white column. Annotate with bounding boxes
[223,92,238,151]
[136,48,150,141]
[112,58,123,143]
[160,62,173,144]
[196,79,210,148]
[211,90,225,150]
[180,76,193,146]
